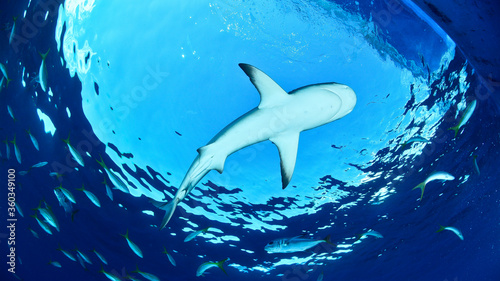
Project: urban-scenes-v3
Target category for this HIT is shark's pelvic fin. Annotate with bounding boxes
[197,144,226,174]
[238,63,288,109]
[270,132,300,189]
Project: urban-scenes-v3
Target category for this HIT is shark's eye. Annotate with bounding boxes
[269,241,274,245]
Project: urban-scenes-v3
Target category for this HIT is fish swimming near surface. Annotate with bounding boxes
[0,62,12,86]
[26,129,39,151]
[99,265,122,281]
[103,177,114,201]
[96,155,130,194]
[33,201,60,232]
[3,137,11,160]
[355,230,383,241]
[0,76,13,92]
[76,253,86,269]
[449,99,477,137]
[38,49,50,92]
[62,133,84,167]
[32,161,48,168]
[31,213,52,235]
[93,249,108,265]
[54,186,74,215]
[437,225,464,240]
[10,134,21,164]
[196,258,229,277]
[400,135,430,149]
[184,227,211,242]
[412,171,455,200]
[317,271,324,281]
[75,248,92,264]
[76,184,101,207]
[121,229,143,258]
[131,265,160,281]
[153,63,357,229]
[473,155,480,176]
[15,202,24,217]
[48,260,62,268]
[162,246,176,266]
[9,16,17,45]
[57,245,76,262]
[55,184,77,204]
[28,226,39,239]
[7,105,15,121]
[265,235,334,253]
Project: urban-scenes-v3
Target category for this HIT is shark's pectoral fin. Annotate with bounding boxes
[270,131,300,189]
[239,63,288,109]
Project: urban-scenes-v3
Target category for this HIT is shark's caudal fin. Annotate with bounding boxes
[150,199,177,230]
[412,182,426,200]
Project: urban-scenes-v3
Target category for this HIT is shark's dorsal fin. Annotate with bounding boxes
[270,131,300,189]
[239,63,288,109]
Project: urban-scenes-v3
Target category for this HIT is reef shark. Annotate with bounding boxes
[153,63,356,229]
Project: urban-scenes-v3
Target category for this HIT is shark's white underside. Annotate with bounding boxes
[152,63,357,229]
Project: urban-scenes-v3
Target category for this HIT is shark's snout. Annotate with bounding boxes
[337,85,357,114]
[324,84,356,121]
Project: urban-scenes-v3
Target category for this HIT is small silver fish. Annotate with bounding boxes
[3,138,10,160]
[356,230,384,241]
[57,245,76,262]
[62,133,84,167]
[196,258,229,277]
[27,129,39,151]
[473,155,480,176]
[121,229,143,258]
[96,155,130,194]
[32,161,48,168]
[48,260,61,268]
[8,17,17,45]
[10,135,21,164]
[93,249,107,265]
[38,49,50,92]
[132,265,160,281]
[437,225,463,240]
[77,184,101,207]
[400,135,430,149]
[412,171,454,200]
[7,105,15,121]
[265,235,334,253]
[184,227,210,242]
[449,99,477,137]
[163,246,176,266]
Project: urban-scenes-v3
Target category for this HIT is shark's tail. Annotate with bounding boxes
[151,198,177,230]
[412,182,426,200]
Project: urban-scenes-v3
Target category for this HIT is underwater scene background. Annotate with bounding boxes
[1,0,499,280]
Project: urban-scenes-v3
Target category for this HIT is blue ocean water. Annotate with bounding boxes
[1,0,499,281]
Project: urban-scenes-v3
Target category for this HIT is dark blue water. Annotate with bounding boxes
[1,1,499,281]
